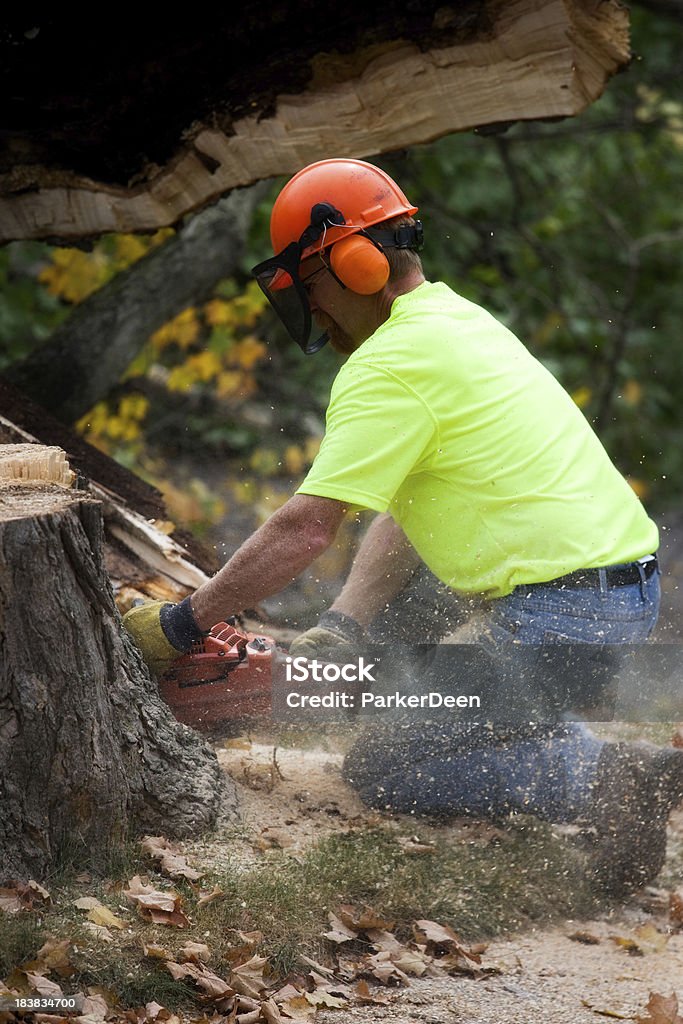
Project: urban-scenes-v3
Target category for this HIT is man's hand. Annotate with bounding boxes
[289,610,365,661]
[122,600,185,679]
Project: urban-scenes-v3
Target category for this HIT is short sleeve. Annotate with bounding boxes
[296,361,438,512]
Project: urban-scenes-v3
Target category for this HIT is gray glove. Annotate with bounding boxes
[289,610,366,660]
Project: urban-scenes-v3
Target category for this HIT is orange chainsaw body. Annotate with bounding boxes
[158,622,275,731]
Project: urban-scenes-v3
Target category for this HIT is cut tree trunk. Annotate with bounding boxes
[0,469,235,882]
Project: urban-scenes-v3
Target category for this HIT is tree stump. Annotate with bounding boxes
[0,478,236,882]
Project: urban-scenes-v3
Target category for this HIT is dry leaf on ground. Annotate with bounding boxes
[669,890,683,928]
[612,924,670,956]
[322,912,358,944]
[636,991,683,1024]
[165,961,234,1001]
[140,836,203,882]
[0,881,51,913]
[124,876,189,928]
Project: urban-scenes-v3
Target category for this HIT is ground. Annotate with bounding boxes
[186,737,683,1023]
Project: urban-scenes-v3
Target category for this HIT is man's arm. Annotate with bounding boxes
[329,512,421,628]
[191,493,347,630]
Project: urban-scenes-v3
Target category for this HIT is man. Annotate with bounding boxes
[125,158,682,897]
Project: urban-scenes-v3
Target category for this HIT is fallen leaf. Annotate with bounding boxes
[141,836,203,882]
[144,1001,166,1020]
[669,890,683,929]
[24,974,64,998]
[581,1000,631,1019]
[124,876,189,927]
[32,938,74,975]
[77,993,109,1021]
[165,961,233,1001]
[223,738,252,750]
[81,923,114,943]
[569,930,602,945]
[74,897,102,911]
[0,888,24,913]
[278,993,316,1019]
[353,979,390,1005]
[179,942,210,964]
[197,887,225,907]
[142,943,172,959]
[361,951,409,986]
[413,919,460,948]
[304,991,347,1008]
[87,906,125,930]
[261,998,284,1023]
[636,991,683,1024]
[323,913,358,944]
[612,925,669,957]
[0,881,50,914]
[231,955,269,1000]
[366,929,403,954]
[146,908,191,928]
[390,949,432,977]
[337,904,395,933]
[28,881,51,902]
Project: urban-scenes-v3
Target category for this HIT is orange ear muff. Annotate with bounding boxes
[329,235,390,294]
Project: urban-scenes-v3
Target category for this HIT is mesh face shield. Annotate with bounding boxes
[252,241,330,355]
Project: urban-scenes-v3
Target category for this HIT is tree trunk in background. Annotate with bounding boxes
[0,482,234,882]
[5,183,267,424]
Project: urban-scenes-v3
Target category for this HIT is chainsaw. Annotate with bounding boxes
[158,620,278,732]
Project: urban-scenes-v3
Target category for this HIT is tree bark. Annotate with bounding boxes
[0,481,235,882]
[5,183,267,423]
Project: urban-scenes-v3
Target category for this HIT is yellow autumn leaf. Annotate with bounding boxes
[622,379,642,406]
[627,477,649,499]
[284,445,305,475]
[572,386,592,409]
[119,394,150,421]
[114,234,149,266]
[87,905,126,930]
[234,335,267,370]
[151,308,200,352]
[39,248,109,303]
[204,298,234,327]
[216,370,242,398]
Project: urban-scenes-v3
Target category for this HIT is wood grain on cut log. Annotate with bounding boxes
[0,0,630,243]
[0,478,235,882]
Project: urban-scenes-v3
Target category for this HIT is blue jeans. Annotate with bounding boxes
[344,564,661,822]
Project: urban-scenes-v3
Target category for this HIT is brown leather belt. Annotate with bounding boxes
[546,555,658,590]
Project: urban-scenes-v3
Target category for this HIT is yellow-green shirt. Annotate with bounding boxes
[297,282,658,597]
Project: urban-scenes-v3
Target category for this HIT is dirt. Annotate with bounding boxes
[185,740,683,1024]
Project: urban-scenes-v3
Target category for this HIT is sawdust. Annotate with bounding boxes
[185,741,683,1023]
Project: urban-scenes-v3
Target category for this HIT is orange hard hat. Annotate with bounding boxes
[270,158,418,259]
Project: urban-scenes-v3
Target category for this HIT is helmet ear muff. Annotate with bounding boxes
[329,235,390,294]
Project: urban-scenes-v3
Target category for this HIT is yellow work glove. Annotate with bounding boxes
[289,610,365,661]
[123,596,204,679]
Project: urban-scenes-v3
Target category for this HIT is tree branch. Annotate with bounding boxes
[5,182,269,423]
